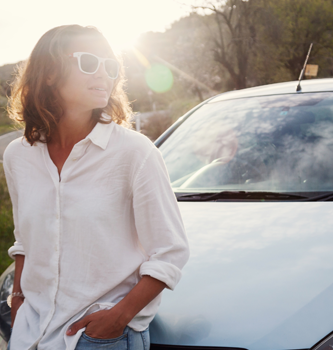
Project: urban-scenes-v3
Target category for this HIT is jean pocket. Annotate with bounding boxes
[140,327,150,350]
[82,332,127,345]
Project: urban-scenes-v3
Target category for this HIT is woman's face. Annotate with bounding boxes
[54,35,115,113]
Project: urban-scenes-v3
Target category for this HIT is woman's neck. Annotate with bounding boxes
[51,110,97,149]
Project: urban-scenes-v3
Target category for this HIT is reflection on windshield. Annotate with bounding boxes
[159,92,333,192]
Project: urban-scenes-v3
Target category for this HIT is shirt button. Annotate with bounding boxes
[56,214,59,219]
[73,157,77,161]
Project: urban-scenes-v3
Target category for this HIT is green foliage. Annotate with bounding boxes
[124,13,219,116]
[178,0,333,88]
[0,95,15,136]
[0,163,14,274]
[0,95,7,119]
[123,0,333,138]
[0,64,20,135]
[0,62,18,97]
[262,0,333,80]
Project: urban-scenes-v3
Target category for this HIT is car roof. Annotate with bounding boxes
[209,78,333,103]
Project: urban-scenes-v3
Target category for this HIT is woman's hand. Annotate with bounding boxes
[66,307,127,339]
[66,276,166,339]
[11,296,24,327]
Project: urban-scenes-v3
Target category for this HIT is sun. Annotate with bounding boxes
[102,29,140,55]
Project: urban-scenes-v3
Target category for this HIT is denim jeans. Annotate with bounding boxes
[7,326,150,350]
[75,326,150,350]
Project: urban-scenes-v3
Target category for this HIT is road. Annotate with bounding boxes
[0,130,23,162]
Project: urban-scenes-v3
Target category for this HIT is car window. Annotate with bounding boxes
[159,92,333,193]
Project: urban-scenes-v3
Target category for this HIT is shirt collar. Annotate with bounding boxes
[35,113,114,150]
[86,115,114,150]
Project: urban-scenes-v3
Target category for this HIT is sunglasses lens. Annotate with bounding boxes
[80,54,99,73]
[105,59,119,79]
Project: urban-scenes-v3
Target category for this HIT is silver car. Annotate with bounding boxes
[2,78,333,350]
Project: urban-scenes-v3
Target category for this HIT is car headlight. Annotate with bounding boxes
[0,264,14,343]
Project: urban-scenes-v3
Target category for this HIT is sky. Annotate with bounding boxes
[0,0,193,66]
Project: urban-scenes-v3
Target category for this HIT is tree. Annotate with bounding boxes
[189,0,333,88]
[267,0,333,80]
[191,0,263,89]
[124,14,219,120]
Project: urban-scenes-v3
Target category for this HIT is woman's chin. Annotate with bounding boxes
[91,99,109,110]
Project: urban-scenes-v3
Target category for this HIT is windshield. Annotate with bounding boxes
[159,92,333,193]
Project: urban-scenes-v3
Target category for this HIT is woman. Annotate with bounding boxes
[4,25,189,350]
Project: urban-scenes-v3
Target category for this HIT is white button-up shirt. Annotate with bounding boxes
[3,118,189,350]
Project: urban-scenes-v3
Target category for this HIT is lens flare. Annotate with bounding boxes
[145,63,174,93]
[132,48,151,68]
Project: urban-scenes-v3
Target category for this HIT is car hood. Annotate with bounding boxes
[150,202,333,350]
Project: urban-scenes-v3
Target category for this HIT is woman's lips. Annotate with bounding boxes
[89,87,108,96]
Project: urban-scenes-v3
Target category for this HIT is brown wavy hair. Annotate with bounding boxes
[8,25,132,145]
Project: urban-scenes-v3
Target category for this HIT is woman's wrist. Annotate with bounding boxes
[108,303,133,327]
[108,276,166,327]
[8,292,24,308]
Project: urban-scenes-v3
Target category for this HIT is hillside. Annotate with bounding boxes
[0,63,19,134]
[0,62,19,96]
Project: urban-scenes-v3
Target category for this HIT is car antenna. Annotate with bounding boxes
[296,43,313,92]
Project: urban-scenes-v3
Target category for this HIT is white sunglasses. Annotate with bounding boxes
[68,52,119,79]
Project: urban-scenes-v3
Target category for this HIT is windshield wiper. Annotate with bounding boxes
[177,191,308,201]
[304,192,333,201]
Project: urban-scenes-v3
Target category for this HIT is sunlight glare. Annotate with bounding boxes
[0,0,190,66]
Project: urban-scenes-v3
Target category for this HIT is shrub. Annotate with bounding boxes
[140,111,172,141]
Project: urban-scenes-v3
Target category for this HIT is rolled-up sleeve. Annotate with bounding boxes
[133,146,190,290]
[3,151,25,259]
